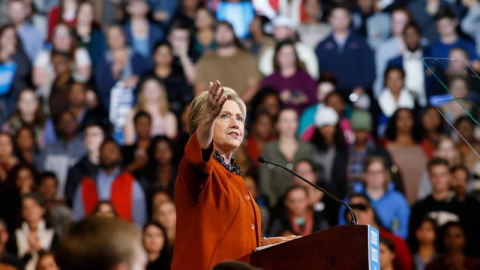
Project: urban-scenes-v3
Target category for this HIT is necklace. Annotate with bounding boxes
[213,151,241,175]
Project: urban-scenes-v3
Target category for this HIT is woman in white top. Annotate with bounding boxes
[378,66,416,118]
[124,76,178,144]
[33,23,91,112]
[12,193,58,270]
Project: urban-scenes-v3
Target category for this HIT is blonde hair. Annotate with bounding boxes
[136,77,169,115]
[188,87,247,135]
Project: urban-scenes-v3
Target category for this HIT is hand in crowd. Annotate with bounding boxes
[27,231,42,253]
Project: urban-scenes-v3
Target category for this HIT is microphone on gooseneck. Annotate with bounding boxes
[258,156,358,225]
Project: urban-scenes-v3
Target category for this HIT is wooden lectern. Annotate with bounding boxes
[241,225,380,270]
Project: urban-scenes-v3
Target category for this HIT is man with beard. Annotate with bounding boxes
[72,139,147,226]
[194,21,261,103]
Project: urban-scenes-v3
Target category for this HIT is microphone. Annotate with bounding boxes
[258,156,358,225]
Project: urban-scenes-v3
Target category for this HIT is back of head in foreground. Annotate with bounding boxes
[56,217,145,270]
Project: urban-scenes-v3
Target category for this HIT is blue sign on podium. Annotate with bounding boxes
[368,225,380,270]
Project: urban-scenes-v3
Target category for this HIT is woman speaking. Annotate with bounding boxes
[172,81,295,270]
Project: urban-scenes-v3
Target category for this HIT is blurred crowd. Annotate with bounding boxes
[1,0,480,269]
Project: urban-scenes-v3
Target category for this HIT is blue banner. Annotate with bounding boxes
[0,63,17,95]
[368,225,380,270]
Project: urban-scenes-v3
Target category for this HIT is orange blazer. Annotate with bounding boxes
[172,131,262,270]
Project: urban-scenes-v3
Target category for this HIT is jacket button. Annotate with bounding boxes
[246,195,250,200]
[251,224,255,230]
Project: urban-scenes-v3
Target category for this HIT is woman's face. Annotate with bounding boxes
[386,69,404,94]
[276,45,297,70]
[364,161,387,190]
[16,128,34,151]
[16,168,34,193]
[395,110,414,134]
[444,226,466,253]
[18,91,39,118]
[415,220,436,244]
[213,100,245,153]
[379,242,395,269]
[422,108,441,132]
[38,254,60,270]
[0,134,14,158]
[107,26,126,51]
[276,110,298,138]
[325,95,344,116]
[456,120,474,140]
[285,189,309,216]
[253,114,273,140]
[319,125,336,143]
[195,8,213,30]
[95,203,116,218]
[83,126,105,153]
[0,27,17,51]
[142,80,163,102]
[155,141,173,165]
[391,10,409,36]
[449,79,469,98]
[435,139,458,164]
[143,225,165,254]
[154,45,173,67]
[156,202,176,230]
[261,95,280,118]
[77,2,94,25]
[53,24,72,52]
[22,197,45,223]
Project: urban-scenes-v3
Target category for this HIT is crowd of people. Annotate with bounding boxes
[1,0,480,269]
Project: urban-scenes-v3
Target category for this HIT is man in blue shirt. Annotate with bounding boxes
[73,139,147,227]
[429,6,479,64]
[315,4,375,100]
[7,0,44,63]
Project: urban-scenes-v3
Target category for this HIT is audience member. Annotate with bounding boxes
[387,23,431,106]
[74,1,107,67]
[261,40,317,114]
[167,21,197,84]
[14,127,41,167]
[249,88,282,120]
[55,217,147,270]
[91,201,118,219]
[67,82,108,129]
[173,0,202,30]
[346,110,393,189]
[307,106,348,199]
[426,222,480,269]
[193,7,216,55]
[407,0,456,43]
[36,252,60,270]
[421,107,445,151]
[124,77,177,143]
[380,237,397,270]
[384,108,427,204]
[124,0,165,59]
[346,194,413,270]
[246,15,275,57]
[0,24,32,123]
[40,111,87,199]
[149,42,193,116]
[65,122,105,205]
[315,4,375,99]
[95,24,151,113]
[149,0,179,28]
[122,111,152,174]
[297,0,331,49]
[409,158,464,240]
[73,139,147,226]
[2,90,47,149]
[7,0,43,63]
[259,16,319,79]
[461,0,480,56]
[33,23,91,112]
[10,193,59,270]
[47,0,78,41]
[152,200,176,250]
[373,8,411,96]
[454,116,480,171]
[0,132,19,187]
[340,156,410,239]
[352,0,390,50]
[439,76,475,124]
[269,185,329,236]
[0,220,21,270]
[259,108,316,208]
[418,136,461,200]
[412,217,437,270]
[138,135,177,203]
[37,172,73,237]
[244,110,275,169]
[143,221,171,270]
[195,21,261,102]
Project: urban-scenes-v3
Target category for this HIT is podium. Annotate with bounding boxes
[243,225,380,270]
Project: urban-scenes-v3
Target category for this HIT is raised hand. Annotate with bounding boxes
[206,80,230,119]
